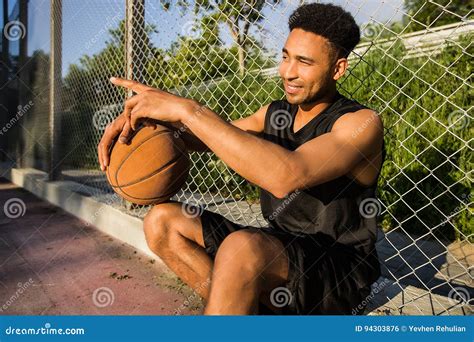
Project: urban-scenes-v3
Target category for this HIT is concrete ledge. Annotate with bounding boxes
[0,165,160,262]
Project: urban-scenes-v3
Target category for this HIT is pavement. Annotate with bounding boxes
[0,178,203,315]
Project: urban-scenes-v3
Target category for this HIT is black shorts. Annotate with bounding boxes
[200,209,381,315]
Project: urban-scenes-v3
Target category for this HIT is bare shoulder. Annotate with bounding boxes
[332,108,384,156]
[333,109,383,138]
[333,108,383,132]
[231,103,270,135]
[249,103,271,125]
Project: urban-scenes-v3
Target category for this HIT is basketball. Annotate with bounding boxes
[106,124,189,205]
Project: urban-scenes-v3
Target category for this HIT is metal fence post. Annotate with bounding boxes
[49,0,62,180]
[17,0,28,168]
[124,0,145,210]
[125,0,145,93]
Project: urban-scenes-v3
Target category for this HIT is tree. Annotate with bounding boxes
[403,0,472,32]
[162,0,281,76]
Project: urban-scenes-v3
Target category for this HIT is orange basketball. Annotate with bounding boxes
[106,124,189,205]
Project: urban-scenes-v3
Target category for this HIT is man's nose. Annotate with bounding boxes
[282,61,298,80]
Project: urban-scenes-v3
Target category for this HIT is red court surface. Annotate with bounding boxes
[0,178,203,315]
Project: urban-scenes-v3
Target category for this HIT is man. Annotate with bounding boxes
[98,3,385,315]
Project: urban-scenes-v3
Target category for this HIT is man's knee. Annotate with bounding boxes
[214,230,269,282]
[143,203,181,252]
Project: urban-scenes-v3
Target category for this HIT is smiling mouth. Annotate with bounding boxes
[285,83,303,94]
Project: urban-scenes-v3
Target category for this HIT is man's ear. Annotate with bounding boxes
[333,58,348,81]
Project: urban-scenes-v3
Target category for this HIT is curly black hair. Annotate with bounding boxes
[288,3,360,60]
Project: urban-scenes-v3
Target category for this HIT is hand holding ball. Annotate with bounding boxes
[106,124,189,205]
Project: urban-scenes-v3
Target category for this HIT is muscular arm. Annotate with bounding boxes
[181,101,383,198]
[171,105,268,153]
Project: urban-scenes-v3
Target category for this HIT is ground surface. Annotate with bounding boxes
[1,175,471,316]
[0,178,203,315]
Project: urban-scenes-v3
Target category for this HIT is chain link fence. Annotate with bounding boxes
[0,0,472,315]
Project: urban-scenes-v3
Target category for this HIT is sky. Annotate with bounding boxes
[2,0,406,75]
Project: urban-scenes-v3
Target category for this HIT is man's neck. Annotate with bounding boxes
[297,87,338,120]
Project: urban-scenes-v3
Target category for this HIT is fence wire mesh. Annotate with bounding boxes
[0,0,472,315]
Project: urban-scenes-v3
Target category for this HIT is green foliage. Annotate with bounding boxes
[403,0,472,32]
[339,34,473,241]
[360,0,472,42]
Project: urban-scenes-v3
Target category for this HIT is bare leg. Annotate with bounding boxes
[143,202,212,300]
[204,230,289,315]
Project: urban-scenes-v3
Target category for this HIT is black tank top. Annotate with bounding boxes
[260,92,386,256]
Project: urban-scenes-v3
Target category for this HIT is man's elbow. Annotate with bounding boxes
[270,173,301,199]
[270,188,288,199]
[270,162,312,199]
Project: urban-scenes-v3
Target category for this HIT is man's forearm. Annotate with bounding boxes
[181,101,294,197]
[159,121,210,153]
[180,130,211,153]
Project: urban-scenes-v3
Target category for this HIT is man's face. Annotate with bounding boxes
[279,28,336,105]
